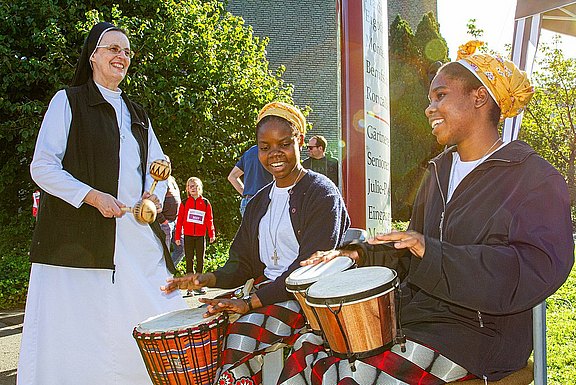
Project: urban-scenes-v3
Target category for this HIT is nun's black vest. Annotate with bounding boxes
[30,79,150,269]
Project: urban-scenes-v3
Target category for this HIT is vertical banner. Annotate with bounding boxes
[363,0,391,235]
[340,0,391,235]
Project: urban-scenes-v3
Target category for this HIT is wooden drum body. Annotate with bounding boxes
[133,308,228,385]
[285,257,354,333]
[306,266,399,359]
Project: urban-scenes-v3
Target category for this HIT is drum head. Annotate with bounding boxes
[136,307,218,333]
[286,256,355,291]
[306,266,397,306]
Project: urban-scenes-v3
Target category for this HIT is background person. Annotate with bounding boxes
[19,22,186,385]
[159,175,184,266]
[227,144,273,216]
[162,101,350,385]
[174,176,216,296]
[279,41,575,384]
[302,134,339,186]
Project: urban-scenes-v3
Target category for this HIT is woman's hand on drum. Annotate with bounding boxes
[199,298,247,316]
[369,230,425,259]
[160,273,216,294]
[301,249,360,266]
[199,294,262,316]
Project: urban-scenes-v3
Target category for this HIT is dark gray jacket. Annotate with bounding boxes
[362,141,574,381]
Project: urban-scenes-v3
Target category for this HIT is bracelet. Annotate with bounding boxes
[242,296,253,311]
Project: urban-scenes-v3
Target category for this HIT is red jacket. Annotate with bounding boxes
[175,196,215,241]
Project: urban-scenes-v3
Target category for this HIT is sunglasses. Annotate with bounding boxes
[306,145,319,150]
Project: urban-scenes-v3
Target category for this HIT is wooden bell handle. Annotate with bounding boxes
[149,180,159,196]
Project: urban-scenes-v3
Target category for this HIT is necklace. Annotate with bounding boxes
[267,167,304,266]
[448,137,502,200]
[470,137,502,168]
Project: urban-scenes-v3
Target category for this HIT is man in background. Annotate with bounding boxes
[227,145,273,216]
[302,135,339,186]
[159,175,184,266]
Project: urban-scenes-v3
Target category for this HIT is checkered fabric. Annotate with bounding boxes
[215,299,306,385]
[278,334,477,385]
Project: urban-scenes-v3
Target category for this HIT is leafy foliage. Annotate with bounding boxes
[174,238,229,277]
[0,214,33,309]
[520,36,576,227]
[389,13,445,220]
[0,0,295,242]
[0,0,295,308]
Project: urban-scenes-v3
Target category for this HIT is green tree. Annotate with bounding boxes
[0,0,294,307]
[0,0,294,240]
[414,12,448,69]
[520,36,576,227]
[388,14,445,220]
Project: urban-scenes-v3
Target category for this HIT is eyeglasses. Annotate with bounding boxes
[306,145,319,150]
[96,44,134,59]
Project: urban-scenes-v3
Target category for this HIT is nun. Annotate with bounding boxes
[18,22,187,384]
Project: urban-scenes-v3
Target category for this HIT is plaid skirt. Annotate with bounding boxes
[278,333,477,385]
[215,299,306,385]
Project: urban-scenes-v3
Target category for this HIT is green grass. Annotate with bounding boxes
[546,260,576,384]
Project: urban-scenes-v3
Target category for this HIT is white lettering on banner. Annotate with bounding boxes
[187,209,205,225]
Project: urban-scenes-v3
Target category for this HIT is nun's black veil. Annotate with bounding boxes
[71,22,122,87]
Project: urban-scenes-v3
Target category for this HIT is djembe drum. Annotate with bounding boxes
[133,307,228,385]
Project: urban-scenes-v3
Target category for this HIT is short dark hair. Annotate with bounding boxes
[436,62,501,126]
[311,135,327,151]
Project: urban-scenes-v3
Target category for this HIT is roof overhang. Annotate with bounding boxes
[516,0,576,36]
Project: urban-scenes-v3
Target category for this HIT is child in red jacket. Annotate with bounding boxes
[175,177,216,296]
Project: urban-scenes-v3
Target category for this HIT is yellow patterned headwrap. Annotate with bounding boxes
[256,101,307,135]
[456,41,534,119]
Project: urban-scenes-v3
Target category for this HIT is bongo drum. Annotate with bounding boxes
[285,257,354,333]
[133,308,228,385]
[306,266,399,359]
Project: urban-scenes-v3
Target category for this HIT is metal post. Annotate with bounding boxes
[533,301,547,385]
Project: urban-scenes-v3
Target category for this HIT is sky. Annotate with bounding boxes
[437,0,576,62]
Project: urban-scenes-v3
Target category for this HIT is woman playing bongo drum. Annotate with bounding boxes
[278,41,574,385]
[162,101,350,384]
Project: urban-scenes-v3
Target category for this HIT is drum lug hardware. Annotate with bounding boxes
[395,334,407,353]
[348,356,357,372]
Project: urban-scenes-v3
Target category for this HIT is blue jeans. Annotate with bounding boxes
[240,195,253,217]
[160,221,184,266]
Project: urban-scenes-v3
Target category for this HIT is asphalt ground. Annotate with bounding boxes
[0,288,228,385]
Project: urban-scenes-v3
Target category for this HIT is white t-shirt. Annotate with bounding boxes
[258,183,299,280]
[447,142,507,202]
